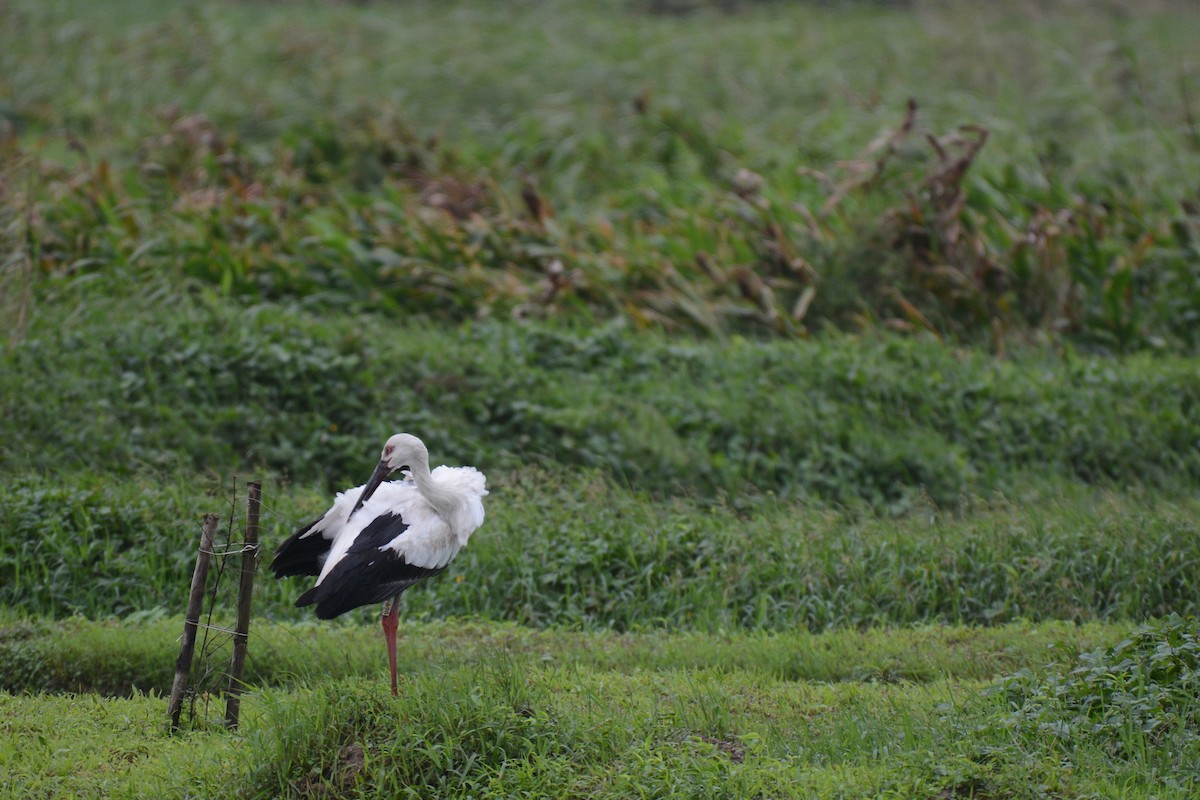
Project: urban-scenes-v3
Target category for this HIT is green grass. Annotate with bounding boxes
[3,0,1199,796]
[2,617,1197,799]
[3,463,1199,628]
[2,295,1199,630]
[3,296,1199,502]
[0,617,1127,696]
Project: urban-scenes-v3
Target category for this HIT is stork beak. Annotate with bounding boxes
[350,459,392,518]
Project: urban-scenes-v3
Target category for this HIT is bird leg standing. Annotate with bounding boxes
[381,595,402,696]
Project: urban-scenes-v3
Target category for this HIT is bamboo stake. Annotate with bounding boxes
[169,513,219,730]
[224,480,262,729]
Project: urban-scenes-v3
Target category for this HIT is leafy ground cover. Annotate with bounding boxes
[2,299,1199,632]
[3,296,1199,505]
[3,459,1199,629]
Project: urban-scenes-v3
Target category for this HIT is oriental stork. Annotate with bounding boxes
[271,433,487,695]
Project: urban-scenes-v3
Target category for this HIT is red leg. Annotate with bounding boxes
[381,597,401,696]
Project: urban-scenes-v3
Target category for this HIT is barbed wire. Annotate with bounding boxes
[183,477,258,727]
[177,478,346,728]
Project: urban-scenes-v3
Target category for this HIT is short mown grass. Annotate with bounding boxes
[3,617,1197,799]
[0,616,1125,696]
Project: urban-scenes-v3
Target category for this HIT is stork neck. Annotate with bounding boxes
[408,455,457,516]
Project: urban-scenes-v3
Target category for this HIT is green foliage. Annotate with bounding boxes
[456,478,1200,631]
[0,479,197,618]
[4,0,1200,349]
[0,304,373,483]
[4,300,1199,504]
[3,297,1199,628]
[3,1,1199,796]
[996,614,1200,757]
[2,465,1199,629]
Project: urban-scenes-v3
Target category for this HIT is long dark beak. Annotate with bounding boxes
[350,460,392,518]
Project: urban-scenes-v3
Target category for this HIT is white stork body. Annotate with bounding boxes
[271,433,486,694]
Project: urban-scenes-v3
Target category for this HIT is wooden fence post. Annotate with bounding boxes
[169,513,219,730]
[225,480,262,729]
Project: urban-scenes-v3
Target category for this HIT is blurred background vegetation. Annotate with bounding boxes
[3,0,1198,349]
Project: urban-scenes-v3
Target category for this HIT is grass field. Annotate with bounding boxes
[3,618,1198,798]
[2,0,1199,797]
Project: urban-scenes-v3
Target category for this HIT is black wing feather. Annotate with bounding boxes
[270,515,330,578]
[293,512,444,619]
[347,512,410,555]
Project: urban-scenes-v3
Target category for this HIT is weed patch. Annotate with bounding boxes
[995,614,1200,757]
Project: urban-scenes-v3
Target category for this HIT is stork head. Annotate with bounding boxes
[380,433,428,473]
[351,433,429,517]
